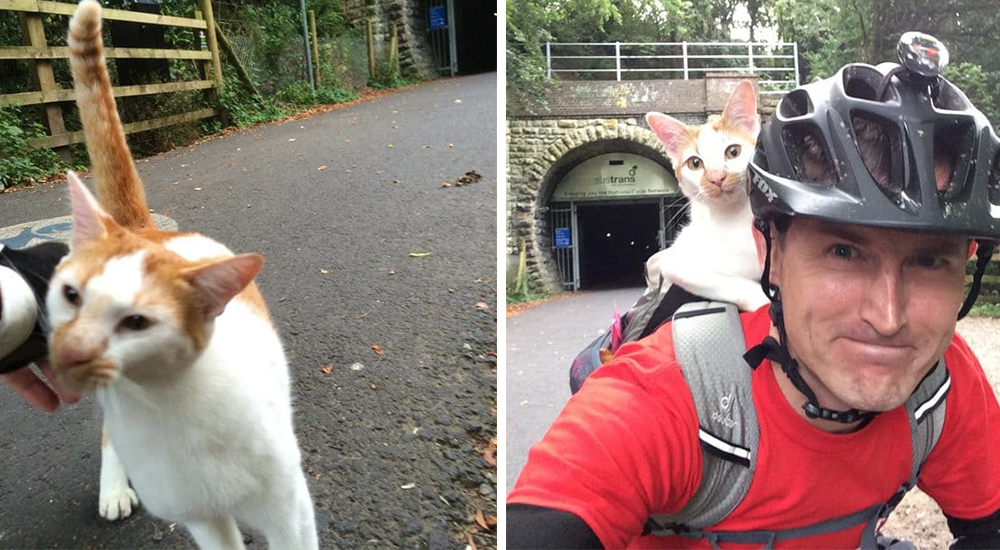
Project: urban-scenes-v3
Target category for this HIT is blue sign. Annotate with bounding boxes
[555,228,571,248]
[429,6,446,29]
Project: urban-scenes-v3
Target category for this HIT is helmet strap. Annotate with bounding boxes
[746,218,877,425]
[958,241,995,320]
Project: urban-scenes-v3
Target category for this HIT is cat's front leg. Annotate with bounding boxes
[99,426,138,520]
[184,515,245,550]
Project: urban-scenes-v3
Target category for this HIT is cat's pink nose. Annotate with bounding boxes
[58,344,101,369]
[706,170,726,187]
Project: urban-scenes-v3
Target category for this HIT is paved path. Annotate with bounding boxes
[0,73,497,549]
[505,287,643,493]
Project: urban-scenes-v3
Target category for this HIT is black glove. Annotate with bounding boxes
[0,241,69,374]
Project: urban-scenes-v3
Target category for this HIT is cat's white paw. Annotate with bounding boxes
[99,484,138,520]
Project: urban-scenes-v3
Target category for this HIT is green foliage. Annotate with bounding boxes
[368,59,418,90]
[968,303,1000,318]
[506,275,553,304]
[0,106,65,190]
[770,0,1000,126]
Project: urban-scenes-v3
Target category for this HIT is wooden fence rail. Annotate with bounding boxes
[0,0,223,152]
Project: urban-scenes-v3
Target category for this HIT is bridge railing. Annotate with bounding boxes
[545,41,799,95]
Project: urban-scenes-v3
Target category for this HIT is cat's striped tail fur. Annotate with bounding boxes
[68,0,153,230]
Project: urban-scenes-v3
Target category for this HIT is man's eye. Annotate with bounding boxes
[831,244,856,259]
[914,256,944,269]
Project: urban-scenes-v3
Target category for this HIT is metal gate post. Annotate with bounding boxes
[446,0,457,76]
[571,202,581,290]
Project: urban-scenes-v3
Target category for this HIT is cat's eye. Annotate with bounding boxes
[686,156,703,170]
[119,315,151,332]
[63,285,81,306]
[726,144,742,159]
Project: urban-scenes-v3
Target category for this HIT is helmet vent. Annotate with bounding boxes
[933,120,976,199]
[843,65,898,103]
[850,112,904,193]
[782,124,835,185]
[778,89,813,119]
[933,80,971,112]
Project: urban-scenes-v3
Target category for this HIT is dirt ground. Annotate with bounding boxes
[881,317,1000,547]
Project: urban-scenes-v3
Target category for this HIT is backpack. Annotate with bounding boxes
[570,276,702,393]
[588,301,950,548]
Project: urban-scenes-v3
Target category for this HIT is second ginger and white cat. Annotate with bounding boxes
[46,2,317,548]
[644,79,768,312]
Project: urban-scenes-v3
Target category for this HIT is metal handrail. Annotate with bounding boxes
[545,41,800,95]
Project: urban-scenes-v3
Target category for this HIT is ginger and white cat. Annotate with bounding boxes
[644,80,768,311]
[47,2,317,548]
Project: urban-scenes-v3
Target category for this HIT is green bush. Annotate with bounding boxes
[0,106,65,190]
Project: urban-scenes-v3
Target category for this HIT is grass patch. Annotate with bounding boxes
[967,302,1000,318]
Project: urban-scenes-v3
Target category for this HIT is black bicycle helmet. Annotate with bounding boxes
[743,33,1000,424]
[749,33,1000,239]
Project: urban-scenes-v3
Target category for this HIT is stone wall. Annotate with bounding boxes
[506,75,758,291]
[342,0,438,79]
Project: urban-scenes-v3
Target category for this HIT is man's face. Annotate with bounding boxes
[767,218,968,412]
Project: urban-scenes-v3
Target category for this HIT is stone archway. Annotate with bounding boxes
[509,120,672,292]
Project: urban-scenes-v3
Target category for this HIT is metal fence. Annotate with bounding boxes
[545,41,799,95]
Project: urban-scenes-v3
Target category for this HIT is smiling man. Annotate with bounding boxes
[508,34,1000,549]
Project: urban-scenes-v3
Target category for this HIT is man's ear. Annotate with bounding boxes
[752,220,780,286]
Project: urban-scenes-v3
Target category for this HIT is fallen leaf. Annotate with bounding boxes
[194,187,202,191]
[350,363,365,371]
[466,532,477,550]
[388,270,396,275]
[387,143,394,148]
[409,252,431,257]
[474,278,483,283]
[393,179,401,184]
[288,138,296,142]
[475,509,488,530]
[319,268,329,274]
[483,437,497,466]
[321,364,333,374]
[454,99,462,103]
[279,296,287,302]
[488,350,497,357]
[317,165,327,171]
[400,482,416,490]
[487,516,497,528]
[424,144,432,149]
[371,344,384,355]
[312,472,322,480]
[475,302,490,311]
[441,181,452,188]
[448,143,454,148]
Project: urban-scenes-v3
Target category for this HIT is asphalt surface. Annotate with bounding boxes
[505,287,643,493]
[0,73,498,549]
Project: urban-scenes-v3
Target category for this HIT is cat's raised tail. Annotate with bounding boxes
[68,0,153,231]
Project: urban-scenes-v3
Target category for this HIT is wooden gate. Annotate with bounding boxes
[0,0,224,151]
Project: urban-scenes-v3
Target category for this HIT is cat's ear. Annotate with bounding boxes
[721,80,760,137]
[646,112,692,162]
[67,171,113,248]
[184,253,263,318]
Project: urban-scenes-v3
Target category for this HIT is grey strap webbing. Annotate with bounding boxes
[622,275,670,343]
[647,302,759,530]
[644,302,950,549]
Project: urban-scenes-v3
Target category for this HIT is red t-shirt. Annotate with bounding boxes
[508,307,1000,548]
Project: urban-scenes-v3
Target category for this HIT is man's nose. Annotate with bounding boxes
[860,265,907,336]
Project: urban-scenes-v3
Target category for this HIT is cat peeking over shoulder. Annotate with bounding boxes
[48,2,317,548]
[643,80,768,312]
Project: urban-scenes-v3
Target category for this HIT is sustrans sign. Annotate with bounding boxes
[552,153,679,201]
